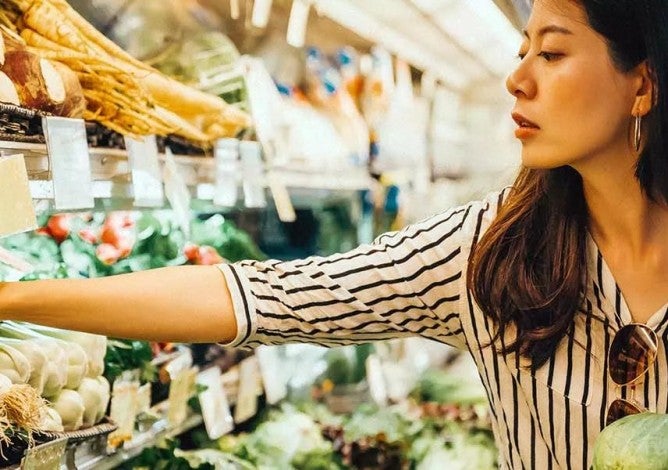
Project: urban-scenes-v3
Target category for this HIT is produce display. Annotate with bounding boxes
[0,209,265,465]
[0,319,109,449]
[0,0,250,144]
[123,367,497,470]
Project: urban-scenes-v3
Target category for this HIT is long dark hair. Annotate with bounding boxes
[468,0,668,368]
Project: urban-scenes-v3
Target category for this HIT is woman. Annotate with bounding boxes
[1,0,667,468]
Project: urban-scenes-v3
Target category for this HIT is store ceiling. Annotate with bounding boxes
[315,0,523,91]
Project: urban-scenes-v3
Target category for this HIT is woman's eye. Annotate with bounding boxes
[517,52,527,60]
[538,51,562,61]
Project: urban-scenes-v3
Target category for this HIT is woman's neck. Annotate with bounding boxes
[576,158,668,259]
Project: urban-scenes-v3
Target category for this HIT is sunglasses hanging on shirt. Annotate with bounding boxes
[605,323,659,426]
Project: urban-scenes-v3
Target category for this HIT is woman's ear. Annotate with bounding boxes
[633,61,656,116]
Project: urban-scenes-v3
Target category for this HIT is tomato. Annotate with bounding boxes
[196,246,224,265]
[46,214,73,243]
[96,243,122,265]
[183,243,200,263]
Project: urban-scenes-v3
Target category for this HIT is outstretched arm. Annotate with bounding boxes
[0,265,237,343]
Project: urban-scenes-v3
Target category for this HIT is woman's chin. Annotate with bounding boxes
[520,151,569,170]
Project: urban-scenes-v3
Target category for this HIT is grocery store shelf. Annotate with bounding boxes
[76,413,204,470]
[0,140,372,205]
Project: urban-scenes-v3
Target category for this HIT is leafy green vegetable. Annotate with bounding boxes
[592,413,668,470]
[217,405,344,470]
[124,438,213,470]
[412,370,487,406]
[342,404,421,443]
[104,339,157,385]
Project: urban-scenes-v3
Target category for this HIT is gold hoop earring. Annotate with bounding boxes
[634,114,642,152]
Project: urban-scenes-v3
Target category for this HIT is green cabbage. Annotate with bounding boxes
[592,413,668,469]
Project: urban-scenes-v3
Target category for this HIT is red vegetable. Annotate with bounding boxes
[46,214,73,243]
[95,243,122,265]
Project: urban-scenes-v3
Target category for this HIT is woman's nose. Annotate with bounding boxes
[506,62,536,99]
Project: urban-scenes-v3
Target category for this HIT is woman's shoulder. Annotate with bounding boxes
[415,186,511,237]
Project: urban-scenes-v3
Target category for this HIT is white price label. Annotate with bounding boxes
[197,368,234,439]
[214,138,239,207]
[43,116,94,210]
[108,380,139,447]
[365,354,387,406]
[165,349,193,380]
[267,170,295,223]
[163,148,191,238]
[125,135,164,207]
[286,0,310,48]
[234,357,260,423]
[0,154,37,238]
[230,0,240,18]
[22,436,68,470]
[135,383,152,416]
[168,366,198,427]
[251,0,272,28]
[239,141,266,208]
[256,345,287,405]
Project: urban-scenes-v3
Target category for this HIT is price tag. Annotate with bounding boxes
[135,383,152,416]
[167,366,198,426]
[125,135,164,207]
[165,349,193,380]
[267,170,295,223]
[255,345,287,405]
[239,141,266,208]
[163,148,191,239]
[230,0,240,19]
[42,116,94,210]
[213,138,239,207]
[108,380,139,447]
[365,354,387,406]
[0,154,37,238]
[251,0,272,28]
[286,0,310,48]
[197,368,234,439]
[234,357,260,423]
[21,436,68,470]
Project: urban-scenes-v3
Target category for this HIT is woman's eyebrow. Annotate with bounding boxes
[523,25,574,40]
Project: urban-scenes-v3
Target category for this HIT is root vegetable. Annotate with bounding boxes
[50,389,84,431]
[0,70,19,105]
[50,60,85,118]
[0,322,69,397]
[0,338,48,396]
[1,0,250,142]
[38,406,63,432]
[76,376,110,427]
[22,324,107,379]
[1,49,65,112]
[0,343,30,385]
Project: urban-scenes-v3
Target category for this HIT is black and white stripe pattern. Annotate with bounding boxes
[218,189,668,469]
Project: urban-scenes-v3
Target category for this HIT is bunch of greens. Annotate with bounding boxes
[216,405,345,470]
[104,339,157,385]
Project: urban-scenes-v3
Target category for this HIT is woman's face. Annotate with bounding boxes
[506,0,640,169]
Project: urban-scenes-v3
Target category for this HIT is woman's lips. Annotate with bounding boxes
[511,112,540,139]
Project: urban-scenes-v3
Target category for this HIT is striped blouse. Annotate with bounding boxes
[217,189,668,470]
